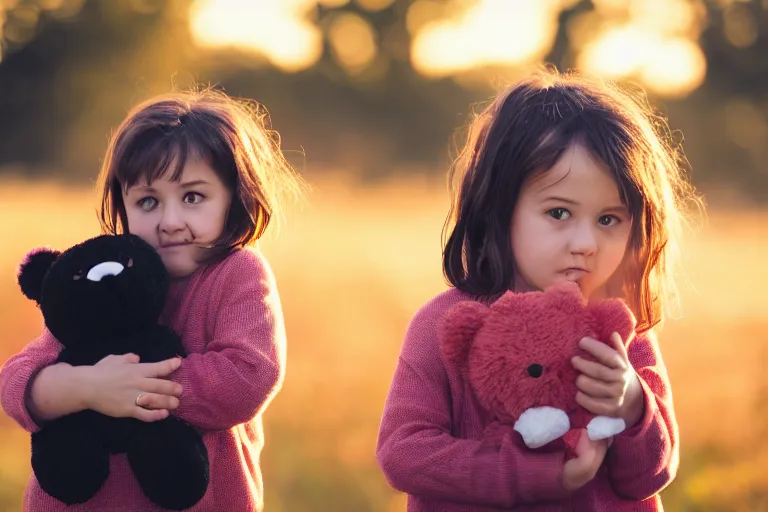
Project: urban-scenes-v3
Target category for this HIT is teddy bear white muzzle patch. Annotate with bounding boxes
[586,415,626,440]
[513,406,570,448]
[86,261,125,282]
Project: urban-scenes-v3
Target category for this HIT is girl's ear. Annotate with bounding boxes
[439,301,489,370]
[17,247,61,304]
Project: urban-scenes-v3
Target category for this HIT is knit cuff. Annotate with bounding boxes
[1,362,45,433]
[513,447,571,503]
[616,374,656,441]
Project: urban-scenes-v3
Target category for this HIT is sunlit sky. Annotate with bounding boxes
[189,0,710,97]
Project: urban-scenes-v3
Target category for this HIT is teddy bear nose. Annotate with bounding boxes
[86,261,125,282]
[527,364,543,378]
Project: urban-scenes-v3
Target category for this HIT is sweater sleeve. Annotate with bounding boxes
[376,299,571,507]
[170,252,285,431]
[0,328,62,433]
[606,329,679,499]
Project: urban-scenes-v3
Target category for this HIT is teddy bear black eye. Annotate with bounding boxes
[127,258,134,268]
[527,364,543,378]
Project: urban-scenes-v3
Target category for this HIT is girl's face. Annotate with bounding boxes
[510,143,632,301]
[123,157,232,279]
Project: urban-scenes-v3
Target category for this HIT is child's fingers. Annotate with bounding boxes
[134,391,180,412]
[133,406,171,423]
[572,430,606,467]
[571,356,623,382]
[97,353,140,365]
[139,357,181,378]
[564,430,610,490]
[578,337,626,370]
[609,332,629,359]
[573,429,592,455]
[576,391,616,417]
[142,378,183,397]
[121,353,141,364]
[593,437,610,462]
[575,374,622,398]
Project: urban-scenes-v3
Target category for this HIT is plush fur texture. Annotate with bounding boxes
[439,282,636,451]
[17,234,209,510]
[17,247,60,304]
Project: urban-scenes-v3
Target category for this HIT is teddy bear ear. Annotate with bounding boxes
[545,281,586,311]
[439,301,489,370]
[17,247,61,304]
[589,298,637,346]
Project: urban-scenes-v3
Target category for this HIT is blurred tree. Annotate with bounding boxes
[0,0,767,200]
[0,0,195,178]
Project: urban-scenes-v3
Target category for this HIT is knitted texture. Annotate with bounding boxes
[376,287,678,511]
[1,248,285,512]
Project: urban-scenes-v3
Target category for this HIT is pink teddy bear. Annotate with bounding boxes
[439,281,636,450]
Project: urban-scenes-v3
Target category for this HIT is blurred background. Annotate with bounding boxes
[0,0,766,510]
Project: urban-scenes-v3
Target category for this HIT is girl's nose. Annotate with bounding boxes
[569,222,598,256]
[159,204,185,233]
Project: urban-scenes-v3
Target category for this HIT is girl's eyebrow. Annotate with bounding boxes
[542,196,578,204]
[127,179,209,193]
[543,196,627,213]
[180,180,209,188]
[129,184,155,193]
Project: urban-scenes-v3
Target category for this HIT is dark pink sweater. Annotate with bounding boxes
[0,248,285,512]
[376,288,679,511]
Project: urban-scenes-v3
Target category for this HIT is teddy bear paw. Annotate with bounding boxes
[586,415,626,440]
[513,407,570,448]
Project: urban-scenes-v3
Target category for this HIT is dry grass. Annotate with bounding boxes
[0,177,765,511]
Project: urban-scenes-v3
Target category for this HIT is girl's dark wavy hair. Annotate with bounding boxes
[442,69,702,333]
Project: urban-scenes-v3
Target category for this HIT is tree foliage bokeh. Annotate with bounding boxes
[1,0,767,201]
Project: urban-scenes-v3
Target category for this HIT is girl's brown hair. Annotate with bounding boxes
[443,69,702,333]
[98,88,305,250]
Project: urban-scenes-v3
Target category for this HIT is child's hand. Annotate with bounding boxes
[571,332,644,427]
[83,354,183,422]
[562,429,611,491]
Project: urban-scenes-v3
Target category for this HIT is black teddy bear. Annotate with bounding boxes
[17,233,209,510]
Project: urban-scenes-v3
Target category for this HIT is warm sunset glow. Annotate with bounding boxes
[185,0,709,97]
[405,0,446,35]
[189,0,323,72]
[355,0,396,11]
[639,38,707,97]
[327,12,378,74]
[317,0,349,6]
[723,4,758,48]
[410,0,561,77]
[576,0,707,97]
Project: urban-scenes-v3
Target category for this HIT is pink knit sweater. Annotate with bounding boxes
[0,248,285,512]
[376,288,679,511]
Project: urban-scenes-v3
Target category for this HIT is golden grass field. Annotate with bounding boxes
[0,177,766,511]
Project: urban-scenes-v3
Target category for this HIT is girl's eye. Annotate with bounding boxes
[138,197,158,211]
[184,192,204,205]
[598,215,619,227]
[547,208,570,220]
